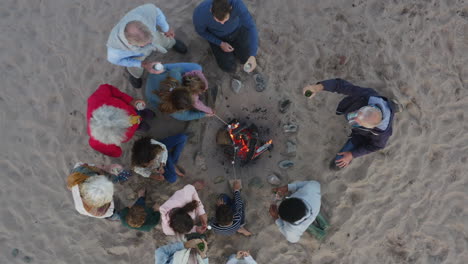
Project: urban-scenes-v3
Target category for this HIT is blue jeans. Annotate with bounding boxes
[334,139,355,162]
[160,134,188,183]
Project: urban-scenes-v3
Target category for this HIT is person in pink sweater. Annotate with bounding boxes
[159,183,208,236]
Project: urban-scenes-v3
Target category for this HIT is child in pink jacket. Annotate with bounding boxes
[159,184,208,235]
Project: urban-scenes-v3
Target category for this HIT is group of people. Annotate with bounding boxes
[68,0,399,263]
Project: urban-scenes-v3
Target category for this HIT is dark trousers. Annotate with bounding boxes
[209,27,251,72]
[160,134,188,183]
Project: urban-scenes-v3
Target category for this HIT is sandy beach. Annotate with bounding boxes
[1,0,467,263]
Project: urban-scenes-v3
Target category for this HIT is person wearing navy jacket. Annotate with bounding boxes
[303,79,397,169]
[193,0,258,73]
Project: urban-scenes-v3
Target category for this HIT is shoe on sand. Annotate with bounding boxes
[391,99,404,113]
[231,79,242,94]
[254,73,266,92]
[173,39,188,54]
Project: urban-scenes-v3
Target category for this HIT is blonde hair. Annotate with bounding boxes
[126,206,147,228]
[124,21,153,46]
[79,176,114,207]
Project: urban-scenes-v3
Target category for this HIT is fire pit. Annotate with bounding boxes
[216,119,273,166]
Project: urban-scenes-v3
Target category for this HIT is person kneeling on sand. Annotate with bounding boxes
[119,188,160,232]
[209,179,252,236]
[87,84,155,157]
[155,238,208,264]
[226,250,257,264]
[107,4,187,88]
[131,135,187,183]
[303,78,398,170]
[67,162,122,220]
[160,183,209,236]
[145,62,215,121]
[269,181,321,243]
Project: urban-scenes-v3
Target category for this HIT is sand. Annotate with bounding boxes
[1,0,467,263]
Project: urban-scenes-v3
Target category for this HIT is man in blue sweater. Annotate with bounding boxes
[303,79,398,170]
[193,0,258,73]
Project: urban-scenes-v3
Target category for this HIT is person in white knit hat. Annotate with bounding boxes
[67,163,118,219]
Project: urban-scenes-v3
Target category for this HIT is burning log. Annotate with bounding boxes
[216,119,273,166]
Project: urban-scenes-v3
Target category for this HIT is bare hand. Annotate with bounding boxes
[269,204,279,219]
[232,179,242,191]
[152,203,160,212]
[141,61,164,74]
[164,28,175,38]
[272,185,288,196]
[196,225,207,234]
[184,238,203,249]
[302,84,324,98]
[216,197,225,206]
[336,152,353,168]
[220,42,234,52]
[158,166,165,175]
[137,188,146,198]
[244,56,257,73]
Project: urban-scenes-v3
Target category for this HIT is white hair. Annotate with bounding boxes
[124,21,153,46]
[89,105,131,145]
[358,106,382,128]
[80,176,114,207]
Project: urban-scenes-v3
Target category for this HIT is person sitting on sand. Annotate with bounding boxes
[269,181,321,243]
[209,179,252,236]
[160,183,209,236]
[67,162,121,220]
[119,188,160,231]
[193,0,258,73]
[87,84,154,157]
[131,135,187,183]
[107,4,187,88]
[303,79,397,169]
[155,238,208,264]
[226,250,257,264]
[145,62,215,121]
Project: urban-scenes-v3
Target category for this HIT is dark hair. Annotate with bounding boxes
[131,137,164,167]
[126,205,147,228]
[216,204,234,226]
[169,200,199,234]
[278,198,307,223]
[212,0,231,21]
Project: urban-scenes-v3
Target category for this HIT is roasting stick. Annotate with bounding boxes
[213,113,229,126]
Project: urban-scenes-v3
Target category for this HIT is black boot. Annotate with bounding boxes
[173,39,188,54]
[128,74,142,89]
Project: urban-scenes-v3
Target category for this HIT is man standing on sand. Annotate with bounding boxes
[107,4,187,88]
[269,181,322,243]
[303,78,398,169]
[193,0,258,73]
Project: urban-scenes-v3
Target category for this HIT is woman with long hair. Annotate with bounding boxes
[159,183,208,236]
[145,63,215,121]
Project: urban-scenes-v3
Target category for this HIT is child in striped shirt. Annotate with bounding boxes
[210,180,252,236]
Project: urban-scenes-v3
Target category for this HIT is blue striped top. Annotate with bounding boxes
[210,190,244,235]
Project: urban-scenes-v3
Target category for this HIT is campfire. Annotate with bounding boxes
[216,119,273,166]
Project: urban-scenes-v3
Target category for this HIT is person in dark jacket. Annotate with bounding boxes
[193,0,258,73]
[303,78,397,169]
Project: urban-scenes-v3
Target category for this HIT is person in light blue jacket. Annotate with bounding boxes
[269,181,321,243]
[155,239,208,264]
[107,4,187,88]
[145,63,214,121]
